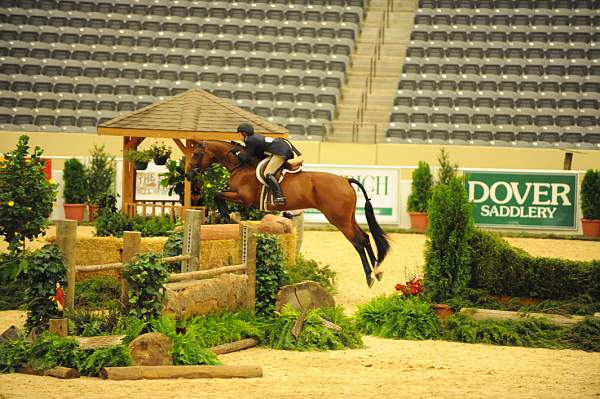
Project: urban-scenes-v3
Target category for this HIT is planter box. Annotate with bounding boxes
[582,219,600,238]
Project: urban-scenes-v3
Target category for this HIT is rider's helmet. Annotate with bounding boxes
[237,122,254,137]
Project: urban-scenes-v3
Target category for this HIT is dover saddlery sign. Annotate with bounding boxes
[464,171,578,229]
[301,165,400,224]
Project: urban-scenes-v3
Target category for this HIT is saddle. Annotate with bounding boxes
[256,156,304,211]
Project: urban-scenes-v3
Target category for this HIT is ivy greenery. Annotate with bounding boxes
[63,158,87,204]
[424,175,474,303]
[123,253,168,322]
[0,338,29,373]
[581,169,600,220]
[25,245,67,333]
[407,161,433,213]
[255,234,289,316]
[355,294,441,340]
[0,135,57,253]
[262,305,363,350]
[286,253,337,294]
[86,145,115,206]
[163,230,184,272]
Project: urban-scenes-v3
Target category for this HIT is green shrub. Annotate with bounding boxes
[581,169,600,220]
[443,313,568,349]
[25,245,67,333]
[79,345,131,376]
[263,305,363,350]
[123,253,168,322]
[75,276,120,309]
[355,294,441,340]
[86,145,115,206]
[407,161,433,213]
[286,254,336,294]
[469,229,600,301]
[255,234,289,316]
[94,208,131,237]
[566,317,600,352]
[63,158,87,204]
[0,135,57,253]
[130,215,176,237]
[424,175,474,302]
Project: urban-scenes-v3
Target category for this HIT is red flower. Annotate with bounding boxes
[395,278,424,296]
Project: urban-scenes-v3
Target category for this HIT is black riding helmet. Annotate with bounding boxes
[237,122,254,136]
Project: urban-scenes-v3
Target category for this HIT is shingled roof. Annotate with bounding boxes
[97,88,288,139]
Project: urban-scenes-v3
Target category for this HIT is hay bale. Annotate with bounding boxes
[200,224,240,240]
[128,333,173,366]
[201,240,240,269]
[163,273,248,318]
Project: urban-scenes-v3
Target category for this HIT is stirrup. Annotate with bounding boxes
[271,196,286,205]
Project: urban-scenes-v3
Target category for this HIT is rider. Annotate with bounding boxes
[236,122,299,205]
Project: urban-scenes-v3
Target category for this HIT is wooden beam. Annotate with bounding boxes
[100,365,263,380]
[184,139,192,211]
[209,338,258,355]
[166,264,247,283]
[75,335,126,350]
[17,366,80,379]
[99,127,288,139]
[459,308,594,327]
[173,139,186,154]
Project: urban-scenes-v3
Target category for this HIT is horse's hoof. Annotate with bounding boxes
[366,276,375,288]
[375,270,384,281]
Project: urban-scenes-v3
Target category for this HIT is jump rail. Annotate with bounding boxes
[55,209,257,312]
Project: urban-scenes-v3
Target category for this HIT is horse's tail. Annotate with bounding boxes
[348,178,390,264]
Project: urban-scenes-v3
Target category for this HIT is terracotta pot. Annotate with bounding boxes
[63,203,85,221]
[581,219,600,238]
[88,204,98,222]
[433,303,454,319]
[518,297,541,306]
[408,212,428,232]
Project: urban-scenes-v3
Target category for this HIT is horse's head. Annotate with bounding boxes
[185,141,212,181]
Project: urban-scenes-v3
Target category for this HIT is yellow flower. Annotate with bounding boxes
[8,201,14,207]
[206,183,213,188]
[49,179,56,185]
[25,159,31,164]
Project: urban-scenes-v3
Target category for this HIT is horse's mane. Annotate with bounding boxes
[196,140,264,169]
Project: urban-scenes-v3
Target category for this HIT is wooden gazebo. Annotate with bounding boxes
[97,89,289,216]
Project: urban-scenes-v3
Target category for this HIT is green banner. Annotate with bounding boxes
[464,171,578,229]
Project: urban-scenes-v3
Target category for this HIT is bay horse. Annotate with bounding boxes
[186,140,390,287]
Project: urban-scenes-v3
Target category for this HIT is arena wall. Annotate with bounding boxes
[1,131,599,172]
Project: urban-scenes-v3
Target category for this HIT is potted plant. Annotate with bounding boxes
[86,145,115,222]
[581,169,600,237]
[406,161,433,232]
[124,149,152,171]
[149,142,172,166]
[63,157,87,221]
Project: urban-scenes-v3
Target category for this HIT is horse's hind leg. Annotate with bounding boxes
[352,220,383,282]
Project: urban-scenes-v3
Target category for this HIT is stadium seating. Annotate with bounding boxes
[387,0,600,148]
[0,0,365,136]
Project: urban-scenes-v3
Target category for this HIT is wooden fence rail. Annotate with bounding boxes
[56,209,257,312]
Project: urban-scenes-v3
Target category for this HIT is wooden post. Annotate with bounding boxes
[49,318,68,337]
[182,209,201,272]
[121,231,141,307]
[56,220,77,312]
[100,365,263,380]
[183,139,193,212]
[241,222,257,310]
[563,152,573,170]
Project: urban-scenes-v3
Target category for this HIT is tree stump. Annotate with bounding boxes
[275,281,336,313]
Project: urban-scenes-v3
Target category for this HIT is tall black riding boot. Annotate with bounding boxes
[265,174,286,205]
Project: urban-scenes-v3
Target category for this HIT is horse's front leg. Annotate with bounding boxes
[214,191,245,223]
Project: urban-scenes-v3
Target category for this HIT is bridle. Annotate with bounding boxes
[226,141,243,173]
